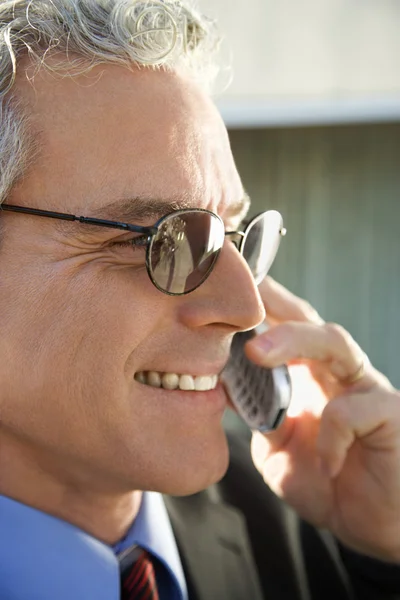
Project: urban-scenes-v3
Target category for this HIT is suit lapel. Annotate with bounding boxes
[164,490,263,600]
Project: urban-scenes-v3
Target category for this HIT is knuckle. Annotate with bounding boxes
[324,322,352,346]
[323,400,349,430]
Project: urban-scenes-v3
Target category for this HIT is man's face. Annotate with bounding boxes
[0,64,264,495]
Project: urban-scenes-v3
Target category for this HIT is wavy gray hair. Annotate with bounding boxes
[0,0,220,203]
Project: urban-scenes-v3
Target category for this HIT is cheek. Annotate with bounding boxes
[0,259,229,492]
[0,263,166,442]
[2,261,164,363]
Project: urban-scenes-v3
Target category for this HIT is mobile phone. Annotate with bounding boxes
[221,325,292,432]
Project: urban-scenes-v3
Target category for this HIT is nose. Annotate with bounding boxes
[178,240,266,331]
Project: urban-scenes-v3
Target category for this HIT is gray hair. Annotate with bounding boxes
[0,0,220,203]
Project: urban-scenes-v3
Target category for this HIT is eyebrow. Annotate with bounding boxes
[92,196,192,222]
[52,195,191,236]
[54,192,251,236]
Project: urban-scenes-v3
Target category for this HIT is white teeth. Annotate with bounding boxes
[194,376,213,391]
[134,371,218,391]
[162,373,179,390]
[135,371,146,384]
[147,371,162,388]
[179,375,195,391]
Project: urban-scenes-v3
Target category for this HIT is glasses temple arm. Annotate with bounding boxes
[1,204,157,235]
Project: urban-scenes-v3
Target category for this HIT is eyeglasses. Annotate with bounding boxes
[0,203,286,296]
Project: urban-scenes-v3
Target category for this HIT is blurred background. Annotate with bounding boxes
[201,0,400,386]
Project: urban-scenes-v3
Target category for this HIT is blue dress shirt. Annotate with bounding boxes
[0,492,187,600]
[113,491,187,600]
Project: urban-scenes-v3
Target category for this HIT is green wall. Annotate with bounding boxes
[229,123,400,386]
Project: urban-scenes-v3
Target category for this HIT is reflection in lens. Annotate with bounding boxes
[149,211,224,294]
[242,211,283,284]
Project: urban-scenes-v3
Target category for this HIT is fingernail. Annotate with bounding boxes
[251,337,274,355]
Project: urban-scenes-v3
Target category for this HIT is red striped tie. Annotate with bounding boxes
[121,550,160,600]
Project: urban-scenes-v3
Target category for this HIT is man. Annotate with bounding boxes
[0,1,399,599]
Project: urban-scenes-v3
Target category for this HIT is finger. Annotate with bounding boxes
[316,389,400,478]
[246,321,373,386]
[251,417,297,466]
[259,277,324,325]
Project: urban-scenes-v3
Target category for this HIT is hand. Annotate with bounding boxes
[247,277,400,563]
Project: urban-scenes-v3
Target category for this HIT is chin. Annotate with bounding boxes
[155,434,231,497]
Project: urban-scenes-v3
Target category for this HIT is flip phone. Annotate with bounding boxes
[221,325,292,432]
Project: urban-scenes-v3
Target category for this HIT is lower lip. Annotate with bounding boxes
[136,381,228,412]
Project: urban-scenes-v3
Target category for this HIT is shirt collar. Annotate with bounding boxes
[112,491,187,600]
[0,494,120,600]
[0,492,187,600]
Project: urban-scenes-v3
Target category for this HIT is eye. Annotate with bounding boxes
[110,235,149,251]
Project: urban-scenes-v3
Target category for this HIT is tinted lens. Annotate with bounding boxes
[149,211,225,295]
[242,210,283,284]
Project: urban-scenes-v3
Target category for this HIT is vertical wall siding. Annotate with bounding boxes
[229,124,400,386]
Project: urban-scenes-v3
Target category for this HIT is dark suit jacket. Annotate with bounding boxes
[164,430,400,600]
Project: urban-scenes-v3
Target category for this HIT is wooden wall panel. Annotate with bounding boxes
[229,124,400,385]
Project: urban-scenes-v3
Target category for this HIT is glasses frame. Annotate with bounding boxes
[0,203,286,295]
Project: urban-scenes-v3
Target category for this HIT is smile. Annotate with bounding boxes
[134,371,219,391]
